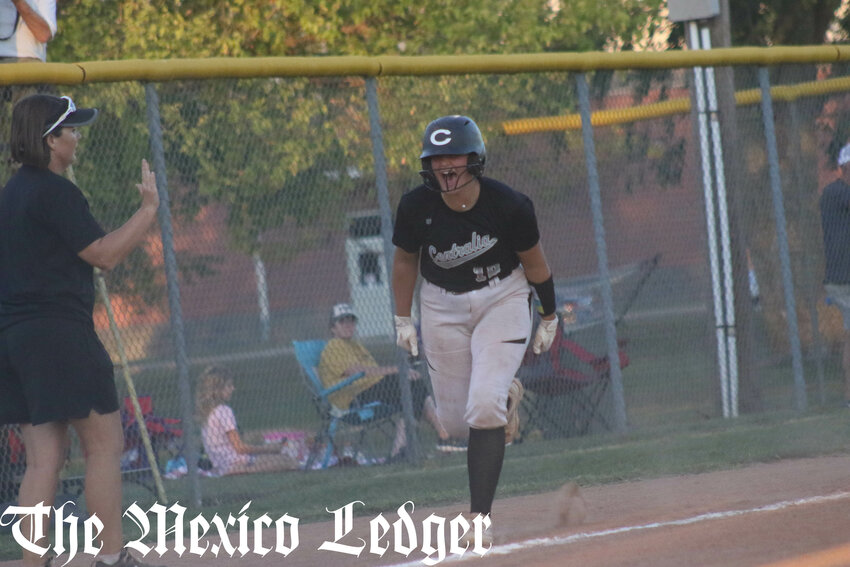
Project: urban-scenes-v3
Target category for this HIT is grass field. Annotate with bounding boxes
[2,408,848,561]
[2,307,847,560]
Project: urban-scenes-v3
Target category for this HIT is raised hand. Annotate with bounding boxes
[136,159,160,211]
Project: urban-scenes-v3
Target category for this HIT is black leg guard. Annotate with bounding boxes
[467,426,506,515]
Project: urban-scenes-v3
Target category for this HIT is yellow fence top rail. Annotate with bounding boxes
[502,75,850,135]
[2,45,850,86]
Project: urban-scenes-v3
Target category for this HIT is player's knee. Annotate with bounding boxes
[436,407,468,438]
[465,397,507,430]
[443,421,469,438]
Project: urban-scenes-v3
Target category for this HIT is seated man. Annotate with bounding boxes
[318,303,448,460]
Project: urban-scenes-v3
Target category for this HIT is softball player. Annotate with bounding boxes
[391,115,558,543]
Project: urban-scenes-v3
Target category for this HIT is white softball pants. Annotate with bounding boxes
[420,268,532,438]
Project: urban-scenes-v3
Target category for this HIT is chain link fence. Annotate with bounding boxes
[1,52,849,512]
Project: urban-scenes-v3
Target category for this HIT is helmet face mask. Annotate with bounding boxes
[418,115,486,192]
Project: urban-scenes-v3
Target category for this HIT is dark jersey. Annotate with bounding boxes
[821,178,850,284]
[393,177,540,292]
[0,165,106,323]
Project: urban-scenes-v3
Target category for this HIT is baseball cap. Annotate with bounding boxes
[838,143,850,167]
[42,95,98,138]
[330,303,357,325]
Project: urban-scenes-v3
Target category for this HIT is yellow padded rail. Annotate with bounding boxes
[502,75,850,134]
[1,45,850,86]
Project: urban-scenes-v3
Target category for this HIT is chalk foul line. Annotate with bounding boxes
[385,491,850,566]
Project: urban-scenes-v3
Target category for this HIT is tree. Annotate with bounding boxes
[710,1,847,412]
[48,0,668,256]
[52,1,666,60]
[729,0,843,46]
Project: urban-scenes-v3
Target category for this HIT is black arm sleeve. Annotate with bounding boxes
[531,275,556,317]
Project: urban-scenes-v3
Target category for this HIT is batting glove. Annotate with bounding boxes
[394,315,419,357]
[532,316,559,354]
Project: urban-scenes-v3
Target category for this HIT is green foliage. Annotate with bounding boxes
[729,0,843,46]
[711,2,850,360]
[664,1,844,48]
[44,0,669,259]
[38,1,670,310]
[52,1,667,60]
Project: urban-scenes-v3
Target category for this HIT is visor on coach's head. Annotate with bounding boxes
[59,108,98,128]
[329,303,357,325]
[42,95,98,138]
[839,143,850,167]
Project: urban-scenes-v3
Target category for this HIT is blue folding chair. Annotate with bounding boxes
[292,340,398,469]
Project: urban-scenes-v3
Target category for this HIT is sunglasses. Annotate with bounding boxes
[42,96,75,138]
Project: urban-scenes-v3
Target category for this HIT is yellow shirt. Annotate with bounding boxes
[317,338,386,409]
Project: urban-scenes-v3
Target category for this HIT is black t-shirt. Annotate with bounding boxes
[393,177,540,292]
[820,178,850,284]
[0,165,106,323]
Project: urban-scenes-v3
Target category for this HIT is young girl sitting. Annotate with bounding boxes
[196,366,298,475]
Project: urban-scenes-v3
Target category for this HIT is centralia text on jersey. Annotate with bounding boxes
[428,232,497,269]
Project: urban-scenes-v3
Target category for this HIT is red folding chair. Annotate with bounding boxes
[121,395,183,471]
[518,324,629,438]
[0,426,25,503]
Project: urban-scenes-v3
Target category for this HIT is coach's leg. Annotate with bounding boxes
[71,410,125,556]
[18,421,69,566]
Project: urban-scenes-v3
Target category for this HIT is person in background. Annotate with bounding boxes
[820,142,850,409]
[318,303,448,461]
[0,0,56,63]
[196,365,299,476]
[0,94,162,567]
[0,0,57,179]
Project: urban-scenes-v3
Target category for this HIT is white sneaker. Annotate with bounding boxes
[456,513,494,550]
[436,438,468,453]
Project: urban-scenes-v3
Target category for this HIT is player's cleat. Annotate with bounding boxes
[457,513,494,549]
[458,527,494,549]
[505,378,524,444]
[436,437,468,452]
[91,550,166,567]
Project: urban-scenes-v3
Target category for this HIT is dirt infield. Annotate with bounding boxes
[2,454,848,566]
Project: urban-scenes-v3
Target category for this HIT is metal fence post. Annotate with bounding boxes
[576,73,627,433]
[144,83,202,505]
[787,98,826,405]
[365,77,421,463]
[757,68,807,412]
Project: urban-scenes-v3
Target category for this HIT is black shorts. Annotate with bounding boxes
[0,317,119,425]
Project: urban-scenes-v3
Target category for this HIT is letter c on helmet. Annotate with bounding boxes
[430,129,452,146]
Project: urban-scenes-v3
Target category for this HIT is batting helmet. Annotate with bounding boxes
[419,115,486,190]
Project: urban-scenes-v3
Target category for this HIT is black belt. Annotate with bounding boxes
[429,271,514,295]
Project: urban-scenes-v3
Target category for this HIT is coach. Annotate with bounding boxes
[0,94,163,567]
